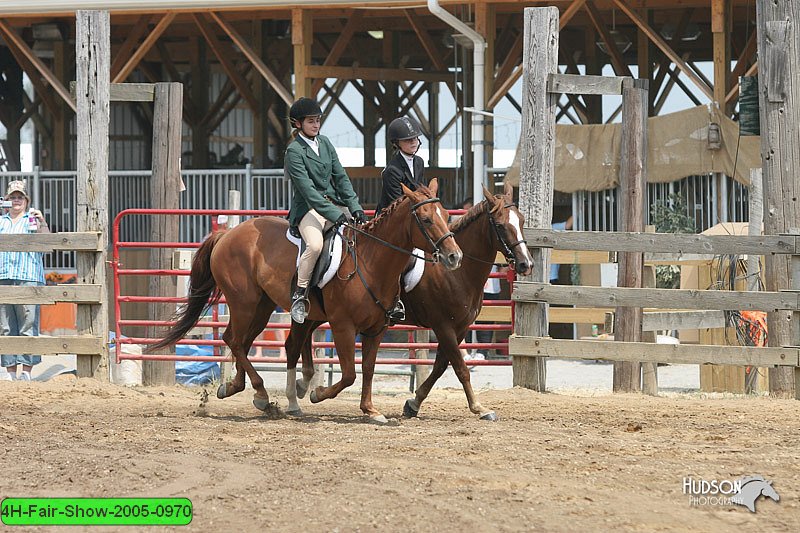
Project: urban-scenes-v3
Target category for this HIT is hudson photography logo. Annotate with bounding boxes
[683,475,780,512]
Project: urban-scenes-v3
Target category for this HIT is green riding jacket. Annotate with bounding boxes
[285,134,362,227]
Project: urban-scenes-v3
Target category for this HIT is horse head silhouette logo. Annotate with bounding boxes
[730,476,780,513]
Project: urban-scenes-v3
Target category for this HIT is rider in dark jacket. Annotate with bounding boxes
[375,116,425,216]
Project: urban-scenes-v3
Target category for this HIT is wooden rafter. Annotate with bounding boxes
[725,61,758,106]
[306,65,452,84]
[112,11,175,83]
[650,9,693,101]
[18,92,51,138]
[559,44,590,123]
[209,12,293,106]
[611,0,713,100]
[487,0,584,110]
[585,0,633,77]
[664,62,702,106]
[398,81,428,119]
[492,33,522,96]
[655,52,693,114]
[0,19,76,112]
[193,13,259,112]
[155,41,198,128]
[3,41,60,118]
[728,30,757,88]
[110,15,151,80]
[202,73,241,128]
[311,11,363,95]
[321,81,362,132]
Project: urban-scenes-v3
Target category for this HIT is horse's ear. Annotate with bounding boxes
[427,177,439,195]
[482,186,495,205]
[401,183,413,197]
[503,181,514,202]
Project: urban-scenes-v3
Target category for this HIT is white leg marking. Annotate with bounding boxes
[286,368,300,413]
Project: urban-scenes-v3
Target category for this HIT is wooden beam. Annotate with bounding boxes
[510,337,800,367]
[292,8,312,98]
[729,30,758,89]
[0,232,102,251]
[757,0,800,398]
[548,73,626,95]
[209,11,293,106]
[611,0,714,100]
[513,282,799,312]
[0,285,102,305]
[561,0,588,29]
[514,7,559,391]
[311,11,363,95]
[0,19,76,112]
[492,33,523,98]
[193,13,259,112]
[712,0,732,112]
[306,65,454,84]
[0,336,105,356]
[5,43,60,118]
[75,9,110,379]
[614,76,648,393]
[109,14,151,80]
[112,11,176,83]
[523,229,796,256]
[585,0,632,78]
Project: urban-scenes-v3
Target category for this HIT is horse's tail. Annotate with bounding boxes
[147,232,224,352]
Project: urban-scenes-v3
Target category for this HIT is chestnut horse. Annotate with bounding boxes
[400,185,532,420]
[150,179,462,423]
[289,184,533,421]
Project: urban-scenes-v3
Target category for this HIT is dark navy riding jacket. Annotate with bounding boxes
[375,150,425,215]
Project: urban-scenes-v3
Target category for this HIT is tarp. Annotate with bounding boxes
[505,105,762,192]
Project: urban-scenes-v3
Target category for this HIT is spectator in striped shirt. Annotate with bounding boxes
[1,180,49,381]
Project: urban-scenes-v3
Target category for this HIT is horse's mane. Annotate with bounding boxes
[361,184,436,232]
[450,199,490,233]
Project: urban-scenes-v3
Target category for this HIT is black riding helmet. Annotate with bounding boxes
[387,116,422,143]
[289,97,322,126]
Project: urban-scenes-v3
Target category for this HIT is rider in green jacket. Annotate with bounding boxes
[285,97,365,323]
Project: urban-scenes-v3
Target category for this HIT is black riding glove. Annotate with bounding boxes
[336,213,349,225]
[352,210,366,225]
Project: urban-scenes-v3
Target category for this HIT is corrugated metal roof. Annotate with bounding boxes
[0,0,417,15]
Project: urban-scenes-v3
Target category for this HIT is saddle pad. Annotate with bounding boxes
[285,227,344,289]
[402,248,425,293]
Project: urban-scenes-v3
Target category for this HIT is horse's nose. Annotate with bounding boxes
[516,261,531,276]
[444,250,462,270]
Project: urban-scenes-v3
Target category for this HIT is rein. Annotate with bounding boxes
[459,202,527,269]
[336,194,453,331]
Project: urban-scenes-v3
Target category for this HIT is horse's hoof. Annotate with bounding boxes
[480,411,498,422]
[310,389,321,404]
[216,383,227,399]
[296,378,308,399]
[253,396,270,412]
[367,414,389,425]
[285,408,304,417]
[403,400,419,418]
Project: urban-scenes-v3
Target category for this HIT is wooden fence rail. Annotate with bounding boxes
[510,229,800,399]
[0,232,105,363]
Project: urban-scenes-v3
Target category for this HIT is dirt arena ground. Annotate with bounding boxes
[1,378,798,532]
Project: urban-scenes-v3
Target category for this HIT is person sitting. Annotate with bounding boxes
[285,97,365,324]
[375,116,425,216]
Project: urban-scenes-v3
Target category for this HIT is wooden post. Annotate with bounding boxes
[746,168,765,393]
[641,226,658,396]
[756,0,800,398]
[143,82,183,386]
[513,7,558,391]
[75,10,110,380]
[190,37,210,168]
[613,77,648,393]
[792,232,800,400]
[292,9,312,98]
